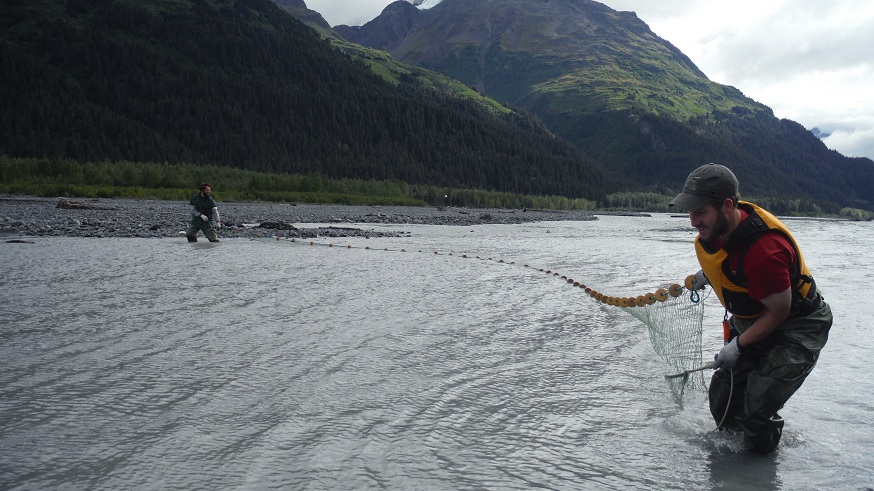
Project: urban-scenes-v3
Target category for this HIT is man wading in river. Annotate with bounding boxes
[670,163,832,454]
[186,182,221,242]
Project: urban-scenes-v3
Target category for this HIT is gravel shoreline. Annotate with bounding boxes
[0,195,602,240]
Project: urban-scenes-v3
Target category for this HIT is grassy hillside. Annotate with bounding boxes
[369,0,766,120]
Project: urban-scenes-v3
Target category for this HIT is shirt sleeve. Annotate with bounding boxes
[743,232,795,299]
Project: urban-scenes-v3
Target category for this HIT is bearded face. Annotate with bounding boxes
[691,202,731,243]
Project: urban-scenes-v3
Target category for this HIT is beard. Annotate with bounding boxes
[712,208,730,238]
[700,207,731,243]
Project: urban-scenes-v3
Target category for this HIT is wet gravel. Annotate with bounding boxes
[0,196,599,240]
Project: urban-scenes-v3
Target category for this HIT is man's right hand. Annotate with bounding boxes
[200,214,209,222]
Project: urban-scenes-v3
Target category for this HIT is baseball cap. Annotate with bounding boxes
[669,163,739,211]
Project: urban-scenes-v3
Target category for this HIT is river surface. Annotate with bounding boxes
[1,214,872,490]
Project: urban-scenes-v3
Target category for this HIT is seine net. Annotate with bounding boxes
[281,239,710,403]
[571,278,710,404]
[490,263,711,403]
[624,287,710,405]
[627,292,705,372]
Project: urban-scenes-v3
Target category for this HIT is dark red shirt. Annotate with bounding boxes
[709,209,795,300]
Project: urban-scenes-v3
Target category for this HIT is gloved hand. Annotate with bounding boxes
[214,221,222,230]
[200,214,209,222]
[691,269,709,291]
[713,336,742,370]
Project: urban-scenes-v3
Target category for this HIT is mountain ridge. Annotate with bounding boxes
[341,0,760,119]
[331,0,873,210]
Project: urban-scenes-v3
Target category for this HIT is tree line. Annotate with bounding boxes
[7,156,860,217]
[0,157,596,210]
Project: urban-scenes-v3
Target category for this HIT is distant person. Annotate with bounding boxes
[670,163,832,454]
[186,182,221,242]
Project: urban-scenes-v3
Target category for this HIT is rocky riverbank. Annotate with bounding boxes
[0,195,601,240]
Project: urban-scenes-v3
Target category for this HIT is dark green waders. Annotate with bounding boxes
[708,293,832,454]
[186,220,219,242]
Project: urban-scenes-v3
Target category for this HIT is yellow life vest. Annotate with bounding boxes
[695,201,816,319]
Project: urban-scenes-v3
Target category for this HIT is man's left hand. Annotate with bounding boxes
[713,337,742,370]
[691,270,709,291]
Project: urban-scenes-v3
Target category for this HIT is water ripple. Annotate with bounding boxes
[1,219,871,490]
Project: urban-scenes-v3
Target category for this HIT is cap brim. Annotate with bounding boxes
[669,191,710,211]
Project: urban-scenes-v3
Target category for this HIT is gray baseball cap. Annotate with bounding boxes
[669,163,739,211]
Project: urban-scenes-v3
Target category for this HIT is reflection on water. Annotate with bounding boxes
[1,215,872,490]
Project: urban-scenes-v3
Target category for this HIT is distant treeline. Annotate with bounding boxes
[602,189,872,219]
[0,157,597,210]
[3,157,870,219]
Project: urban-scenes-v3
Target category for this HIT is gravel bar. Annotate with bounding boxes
[0,195,601,240]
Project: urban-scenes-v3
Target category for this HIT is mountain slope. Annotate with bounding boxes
[339,0,874,211]
[271,0,333,32]
[341,0,761,120]
[0,0,618,201]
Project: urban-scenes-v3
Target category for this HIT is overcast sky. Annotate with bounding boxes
[305,0,874,161]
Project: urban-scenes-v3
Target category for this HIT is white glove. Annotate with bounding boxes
[200,214,209,222]
[214,221,222,229]
[691,269,709,291]
[713,337,742,370]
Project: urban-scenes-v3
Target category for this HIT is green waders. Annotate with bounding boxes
[708,292,832,454]
[186,216,219,242]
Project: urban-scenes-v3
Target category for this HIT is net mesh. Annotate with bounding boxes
[544,267,709,402]
[564,274,710,404]
[622,290,707,394]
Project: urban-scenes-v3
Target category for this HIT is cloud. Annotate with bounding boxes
[608,0,874,160]
[305,0,389,26]
[823,128,874,159]
[687,1,874,84]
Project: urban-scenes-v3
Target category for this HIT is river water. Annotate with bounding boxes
[1,214,872,490]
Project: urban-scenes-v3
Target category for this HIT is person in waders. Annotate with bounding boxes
[670,163,832,454]
[186,182,221,242]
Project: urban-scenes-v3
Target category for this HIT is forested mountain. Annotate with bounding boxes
[336,0,874,211]
[0,0,617,202]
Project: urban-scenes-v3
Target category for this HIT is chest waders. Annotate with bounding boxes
[187,194,220,243]
[696,202,831,453]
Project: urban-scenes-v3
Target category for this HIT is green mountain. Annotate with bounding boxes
[339,0,751,119]
[336,0,874,211]
[0,0,617,201]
